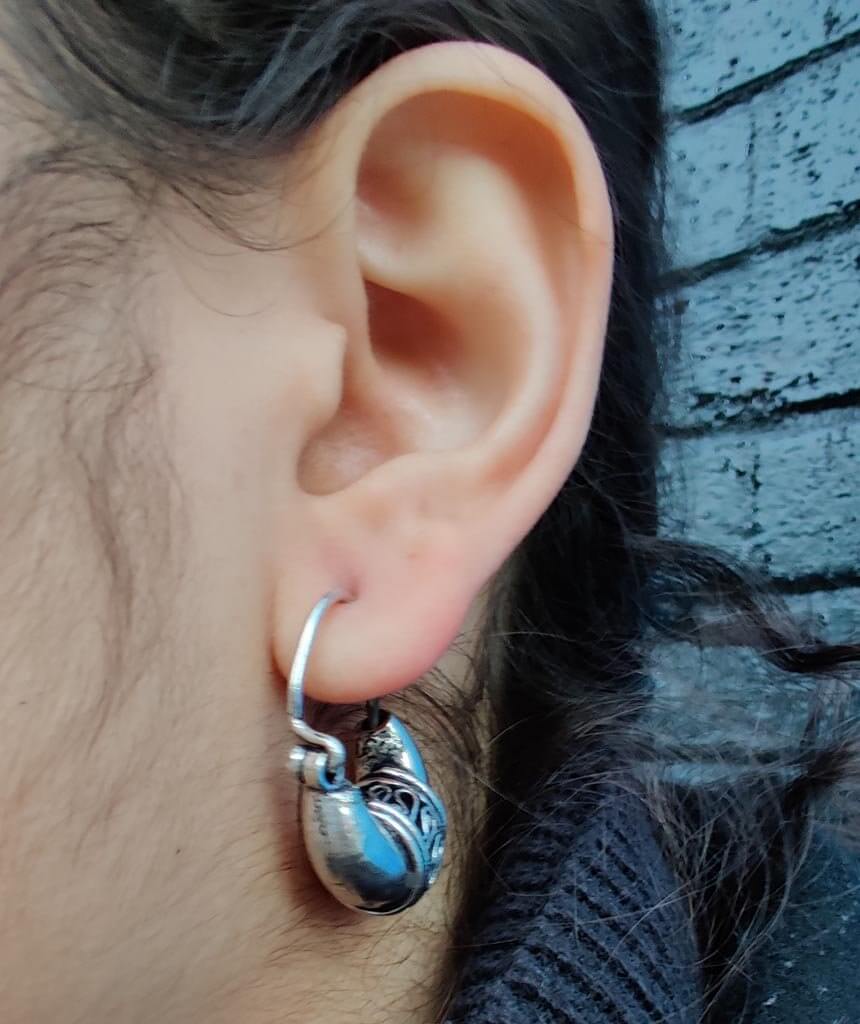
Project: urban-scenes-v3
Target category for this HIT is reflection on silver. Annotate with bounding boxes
[287,592,447,915]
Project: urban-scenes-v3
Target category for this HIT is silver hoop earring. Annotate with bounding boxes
[287,591,447,915]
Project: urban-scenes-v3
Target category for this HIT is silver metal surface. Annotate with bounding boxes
[355,706,429,783]
[287,589,351,781]
[288,593,447,915]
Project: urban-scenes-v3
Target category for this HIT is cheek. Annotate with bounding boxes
[0,483,131,1016]
[0,411,283,1023]
[0,540,285,1021]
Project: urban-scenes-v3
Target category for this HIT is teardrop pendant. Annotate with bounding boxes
[287,593,447,915]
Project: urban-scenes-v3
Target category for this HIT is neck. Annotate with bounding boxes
[237,890,459,1023]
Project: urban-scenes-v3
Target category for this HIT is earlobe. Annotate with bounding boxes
[271,42,614,704]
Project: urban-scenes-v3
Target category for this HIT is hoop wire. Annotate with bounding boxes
[287,589,352,774]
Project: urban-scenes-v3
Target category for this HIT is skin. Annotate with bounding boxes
[0,39,613,1024]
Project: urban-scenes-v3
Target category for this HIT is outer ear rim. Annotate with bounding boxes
[312,41,614,250]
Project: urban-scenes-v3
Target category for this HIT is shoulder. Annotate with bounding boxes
[447,775,703,1024]
[750,832,860,1024]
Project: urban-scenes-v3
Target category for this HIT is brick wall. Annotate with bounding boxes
[655,1,859,745]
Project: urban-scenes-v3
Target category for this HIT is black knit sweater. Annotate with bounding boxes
[446,778,703,1023]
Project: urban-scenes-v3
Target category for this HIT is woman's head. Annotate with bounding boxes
[0,3,684,1021]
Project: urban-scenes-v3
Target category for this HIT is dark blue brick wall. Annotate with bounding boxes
[661,0,859,629]
[657,10,860,1016]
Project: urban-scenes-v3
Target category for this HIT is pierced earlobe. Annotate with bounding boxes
[287,591,447,915]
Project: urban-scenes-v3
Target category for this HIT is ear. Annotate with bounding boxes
[272,42,614,703]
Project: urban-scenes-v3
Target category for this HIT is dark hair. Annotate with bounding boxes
[3,1,858,1019]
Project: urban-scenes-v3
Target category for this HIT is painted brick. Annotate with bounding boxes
[650,645,823,748]
[667,44,860,268]
[650,589,860,748]
[663,0,860,111]
[786,585,860,639]
[655,1,860,765]
[653,588,860,696]
[661,410,859,580]
[666,225,860,428]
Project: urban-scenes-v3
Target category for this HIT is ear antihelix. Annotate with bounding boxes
[287,591,447,915]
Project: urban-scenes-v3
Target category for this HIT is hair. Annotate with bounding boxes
[2,1,859,1020]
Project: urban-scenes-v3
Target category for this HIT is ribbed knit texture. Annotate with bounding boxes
[446,777,703,1023]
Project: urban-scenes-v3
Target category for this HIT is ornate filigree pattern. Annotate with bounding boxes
[360,767,447,885]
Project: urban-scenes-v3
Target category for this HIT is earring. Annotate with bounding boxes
[287,591,447,915]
